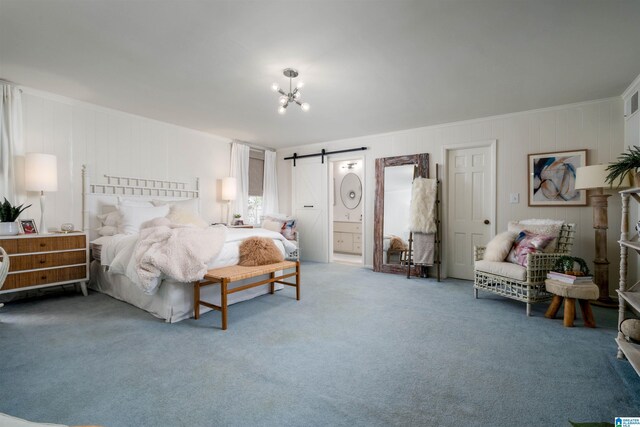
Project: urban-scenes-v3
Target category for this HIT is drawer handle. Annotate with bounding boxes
[41,275,47,280]
[39,259,46,264]
[304,205,314,208]
[40,243,46,247]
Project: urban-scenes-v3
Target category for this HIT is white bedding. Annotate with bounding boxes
[89,227,295,322]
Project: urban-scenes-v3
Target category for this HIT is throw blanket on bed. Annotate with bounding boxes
[134,218,227,294]
[409,178,437,234]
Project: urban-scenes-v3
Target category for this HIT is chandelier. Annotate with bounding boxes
[271,68,310,114]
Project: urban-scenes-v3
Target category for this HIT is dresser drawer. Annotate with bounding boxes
[353,234,362,243]
[3,266,87,291]
[333,222,362,233]
[0,235,87,254]
[9,250,86,272]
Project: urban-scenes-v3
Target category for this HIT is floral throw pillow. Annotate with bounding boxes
[506,231,555,267]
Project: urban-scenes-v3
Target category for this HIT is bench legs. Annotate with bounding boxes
[221,279,228,331]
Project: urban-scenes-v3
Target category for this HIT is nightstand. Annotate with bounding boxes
[0,232,89,296]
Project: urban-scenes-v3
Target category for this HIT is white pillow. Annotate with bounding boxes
[117,196,153,207]
[483,231,517,262]
[96,225,118,236]
[152,198,199,214]
[97,211,121,227]
[262,218,285,233]
[118,204,170,234]
[166,206,208,228]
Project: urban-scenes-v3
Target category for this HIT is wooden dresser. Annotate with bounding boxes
[0,232,89,296]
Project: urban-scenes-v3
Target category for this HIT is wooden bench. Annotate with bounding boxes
[193,260,300,330]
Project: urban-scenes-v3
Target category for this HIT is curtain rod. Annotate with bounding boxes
[284,147,368,166]
[231,140,275,152]
[0,79,23,92]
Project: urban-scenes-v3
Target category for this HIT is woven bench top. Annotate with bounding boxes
[204,261,298,282]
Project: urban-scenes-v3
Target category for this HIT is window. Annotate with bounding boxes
[247,149,264,225]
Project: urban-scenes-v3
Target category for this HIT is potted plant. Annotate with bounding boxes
[232,213,242,226]
[0,198,31,236]
[606,145,640,187]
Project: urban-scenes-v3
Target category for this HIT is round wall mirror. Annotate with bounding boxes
[340,172,362,209]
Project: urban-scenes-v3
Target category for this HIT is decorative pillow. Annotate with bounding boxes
[117,197,153,207]
[97,211,120,227]
[483,231,517,262]
[238,237,284,266]
[166,206,208,228]
[117,204,170,235]
[508,220,563,253]
[506,231,555,266]
[152,198,199,214]
[97,225,118,236]
[262,218,285,233]
[282,219,296,240]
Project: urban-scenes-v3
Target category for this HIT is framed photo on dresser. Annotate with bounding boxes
[19,219,38,234]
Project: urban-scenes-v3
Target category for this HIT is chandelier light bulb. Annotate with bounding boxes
[301,102,310,112]
[271,83,280,92]
[296,81,304,89]
[294,91,301,99]
[279,96,288,105]
[278,106,287,114]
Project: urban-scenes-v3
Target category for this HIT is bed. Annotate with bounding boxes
[83,166,296,323]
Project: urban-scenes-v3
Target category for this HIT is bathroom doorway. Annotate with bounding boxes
[330,158,364,265]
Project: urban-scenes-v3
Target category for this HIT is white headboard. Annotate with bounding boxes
[82,164,200,241]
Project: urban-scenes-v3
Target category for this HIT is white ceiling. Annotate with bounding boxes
[1,1,640,149]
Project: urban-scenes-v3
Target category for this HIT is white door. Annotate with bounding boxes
[446,145,495,280]
[292,157,328,262]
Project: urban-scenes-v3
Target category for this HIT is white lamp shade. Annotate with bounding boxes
[222,177,237,201]
[25,153,58,192]
[575,164,630,190]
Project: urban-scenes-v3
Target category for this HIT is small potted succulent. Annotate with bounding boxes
[606,145,640,188]
[232,213,242,226]
[0,197,31,235]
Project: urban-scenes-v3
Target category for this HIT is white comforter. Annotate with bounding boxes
[100,227,297,293]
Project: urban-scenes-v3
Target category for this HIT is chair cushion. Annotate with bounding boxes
[506,231,555,267]
[475,260,527,281]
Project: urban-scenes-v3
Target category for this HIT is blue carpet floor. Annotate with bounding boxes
[0,262,638,427]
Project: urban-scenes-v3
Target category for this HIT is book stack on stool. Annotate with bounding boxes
[545,271,599,328]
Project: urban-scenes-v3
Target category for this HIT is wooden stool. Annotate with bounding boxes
[544,279,599,327]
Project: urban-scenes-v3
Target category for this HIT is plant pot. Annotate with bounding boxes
[0,221,19,236]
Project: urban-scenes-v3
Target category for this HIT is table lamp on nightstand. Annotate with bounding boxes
[575,164,630,307]
[222,177,237,225]
[25,153,58,234]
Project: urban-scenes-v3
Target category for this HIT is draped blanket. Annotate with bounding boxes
[409,178,437,234]
[134,218,227,294]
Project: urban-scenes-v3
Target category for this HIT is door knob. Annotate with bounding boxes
[484,219,490,225]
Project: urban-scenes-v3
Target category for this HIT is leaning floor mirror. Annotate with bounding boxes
[373,153,429,275]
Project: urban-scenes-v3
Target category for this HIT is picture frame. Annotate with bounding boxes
[19,219,38,234]
[528,149,587,206]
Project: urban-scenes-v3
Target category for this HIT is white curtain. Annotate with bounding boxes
[262,150,279,216]
[229,141,250,219]
[0,84,24,204]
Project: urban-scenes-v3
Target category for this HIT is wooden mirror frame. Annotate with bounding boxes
[373,153,429,275]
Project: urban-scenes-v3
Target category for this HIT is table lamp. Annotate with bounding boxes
[575,164,631,306]
[25,153,58,234]
[222,177,237,225]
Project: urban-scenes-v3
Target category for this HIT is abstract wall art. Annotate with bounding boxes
[528,150,587,206]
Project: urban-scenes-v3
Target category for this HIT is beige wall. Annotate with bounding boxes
[277,97,624,286]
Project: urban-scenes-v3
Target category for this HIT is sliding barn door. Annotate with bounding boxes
[292,157,328,262]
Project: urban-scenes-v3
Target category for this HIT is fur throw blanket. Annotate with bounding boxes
[238,237,284,266]
[409,177,437,234]
[134,217,227,294]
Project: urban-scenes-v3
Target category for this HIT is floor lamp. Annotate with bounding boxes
[25,153,58,234]
[575,164,630,307]
[222,177,237,225]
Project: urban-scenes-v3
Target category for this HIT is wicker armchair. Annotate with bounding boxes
[473,223,576,316]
